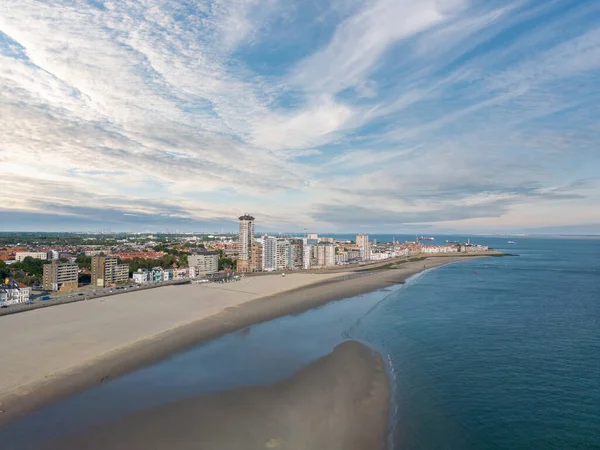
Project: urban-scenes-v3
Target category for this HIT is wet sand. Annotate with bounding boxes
[0,255,489,427]
[47,341,390,450]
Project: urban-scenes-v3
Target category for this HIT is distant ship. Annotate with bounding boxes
[508,241,517,244]
[419,237,435,241]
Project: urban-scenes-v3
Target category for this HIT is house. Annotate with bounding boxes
[0,279,30,307]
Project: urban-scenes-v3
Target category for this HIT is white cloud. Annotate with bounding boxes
[0,0,599,232]
[290,0,457,95]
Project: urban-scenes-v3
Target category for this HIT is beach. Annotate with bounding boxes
[47,341,390,450]
[0,254,491,429]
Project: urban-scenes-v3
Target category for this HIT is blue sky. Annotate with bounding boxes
[1,0,599,233]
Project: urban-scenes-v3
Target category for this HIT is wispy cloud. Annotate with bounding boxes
[1,0,599,232]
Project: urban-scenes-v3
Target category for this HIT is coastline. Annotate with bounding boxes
[0,254,492,428]
[49,341,391,450]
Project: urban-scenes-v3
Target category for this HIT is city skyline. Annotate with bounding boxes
[1,0,599,235]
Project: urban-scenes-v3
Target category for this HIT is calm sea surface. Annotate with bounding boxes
[2,237,599,449]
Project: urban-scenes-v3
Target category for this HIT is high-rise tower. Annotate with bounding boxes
[237,214,255,272]
[356,234,371,261]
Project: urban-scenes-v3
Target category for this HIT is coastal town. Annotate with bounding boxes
[0,215,489,310]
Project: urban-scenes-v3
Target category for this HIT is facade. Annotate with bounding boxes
[15,252,48,262]
[0,279,30,306]
[262,236,278,271]
[114,264,129,284]
[459,244,489,253]
[152,267,164,283]
[336,253,348,264]
[251,242,263,272]
[276,240,292,270]
[347,250,361,260]
[91,256,130,287]
[291,240,304,270]
[302,237,319,269]
[303,243,312,270]
[132,269,150,284]
[188,252,219,274]
[315,244,336,267]
[237,214,255,272]
[42,261,78,291]
[356,234,371,261]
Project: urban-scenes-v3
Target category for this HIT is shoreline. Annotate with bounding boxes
[0,254,493,428]
[49,341,391,450]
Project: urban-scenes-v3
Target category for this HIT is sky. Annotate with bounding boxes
[1,0,599,234]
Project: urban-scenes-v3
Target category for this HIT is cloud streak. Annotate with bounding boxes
[1,0,599,233]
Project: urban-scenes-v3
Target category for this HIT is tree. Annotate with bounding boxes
[219,257,235,270]
[179,253,189,268]
[11,257,45,276]
[75,254,92,270]
[0,261,10,280]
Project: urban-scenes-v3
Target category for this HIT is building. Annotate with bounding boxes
[162,269,174,282]
[47,250,60,260]
[132,269,150,284]
[307,233,318,240]
[347,250,361,260]
[188,252,219,275]
[15,252,48,262]
[152,267,164,283]
[301,237,319,269]
[276,240,292,270]
[113,264,129,285]
[237,214,255,272]
[302,243,312,269]
[91,256,129,287]
[42,260,78,291]
[336,253,348,265]
[251,242,263,272]
[356,234,371,261]
[315,244,336,267]
[0,278,30,306]
[291,240,304,270]
[262,236,278,271]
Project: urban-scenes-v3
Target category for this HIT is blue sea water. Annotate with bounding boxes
[1,237,599,449]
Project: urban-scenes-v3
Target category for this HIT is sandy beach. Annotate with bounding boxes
[47,341,390,450]
[0,254,491,428]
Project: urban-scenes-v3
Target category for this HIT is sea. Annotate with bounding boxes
[1,236,599,449]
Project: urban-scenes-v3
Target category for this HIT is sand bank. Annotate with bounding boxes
[0,255,483,427]
[47,341,390,450]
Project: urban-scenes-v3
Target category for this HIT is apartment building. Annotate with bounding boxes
[188,252,219,275]
[356,234,371,261]
[237,214,255,272]
[91,255,129,287]
[315,244,336,267]
[262,236,278,271]
[276,240,293,270]
[251,242,263,272]
[15,252,48,262]
[42,260,78,291]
